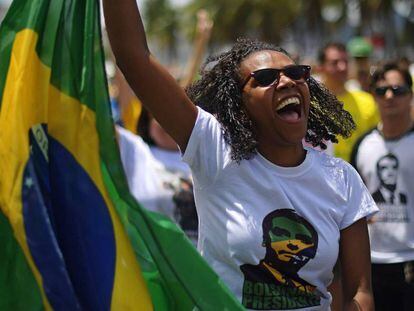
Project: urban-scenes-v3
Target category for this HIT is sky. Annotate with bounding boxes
[170,0,191,8]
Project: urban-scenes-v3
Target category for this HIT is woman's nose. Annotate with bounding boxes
[276,73,296,89]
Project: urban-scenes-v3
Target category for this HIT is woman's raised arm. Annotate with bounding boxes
[103,0,198,151]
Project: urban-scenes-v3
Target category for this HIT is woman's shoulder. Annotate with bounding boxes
[310,148,359,179]
[307,148,343,166]
[195,106,220,126]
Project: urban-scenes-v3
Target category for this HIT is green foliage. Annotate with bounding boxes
[143,0,179,53]
[140,0,413,56]
[183,0,302,43]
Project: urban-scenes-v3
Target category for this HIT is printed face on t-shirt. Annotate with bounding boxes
[268,216,315,265]
[240,209,321,310]
[262,209,318,271]
[377,155,398,188]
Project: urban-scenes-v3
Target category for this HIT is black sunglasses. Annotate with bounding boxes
[374,85,411,97]
[242,65,311,89]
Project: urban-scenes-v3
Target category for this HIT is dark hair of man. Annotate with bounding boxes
[186,38,355,163]
[317,42,347,64]
[370,62,413,90]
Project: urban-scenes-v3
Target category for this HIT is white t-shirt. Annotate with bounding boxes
[183,108,377,311]
[352,127,414,264]
[150,145,191,177]
[117,126,198,244]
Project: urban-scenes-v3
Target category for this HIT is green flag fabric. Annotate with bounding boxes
[0,0,244,310]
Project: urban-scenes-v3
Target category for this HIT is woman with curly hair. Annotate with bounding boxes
[103,1,377,309]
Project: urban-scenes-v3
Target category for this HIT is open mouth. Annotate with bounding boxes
[275,96,302,122]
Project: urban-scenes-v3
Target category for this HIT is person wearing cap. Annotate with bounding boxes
[346,37,374,92]
[318,42,379,162]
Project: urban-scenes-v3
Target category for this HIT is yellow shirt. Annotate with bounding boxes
[335,90,379,162]
[121,98,142,134]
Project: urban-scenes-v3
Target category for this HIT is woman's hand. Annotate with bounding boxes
[339,218,374,311]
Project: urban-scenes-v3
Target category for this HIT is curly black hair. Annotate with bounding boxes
[186,38,355,163]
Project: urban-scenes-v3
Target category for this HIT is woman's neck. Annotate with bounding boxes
[258,143,306,167]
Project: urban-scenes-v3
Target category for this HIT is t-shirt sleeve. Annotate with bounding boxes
[340,163,379,230]
[117,126,154,183]
[182,107,228,185]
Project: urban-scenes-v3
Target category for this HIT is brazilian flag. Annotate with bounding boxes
[0,0,243,310]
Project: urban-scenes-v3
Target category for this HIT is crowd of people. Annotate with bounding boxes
[103,1,414,309]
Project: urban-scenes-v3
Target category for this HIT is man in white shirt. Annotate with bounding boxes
[351,61,414,311]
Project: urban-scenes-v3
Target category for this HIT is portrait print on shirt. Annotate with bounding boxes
[163,175,198,243]
[240,209,321,310]
[171,177,198,242]
[372,153,408,222]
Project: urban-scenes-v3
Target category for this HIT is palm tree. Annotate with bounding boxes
[140,0,414,59]
[182,0,303,44]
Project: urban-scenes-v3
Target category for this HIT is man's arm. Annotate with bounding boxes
[180,10,213,87]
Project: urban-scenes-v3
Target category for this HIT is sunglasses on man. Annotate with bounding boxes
[242,65,311,89]
[374,85,411,97]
